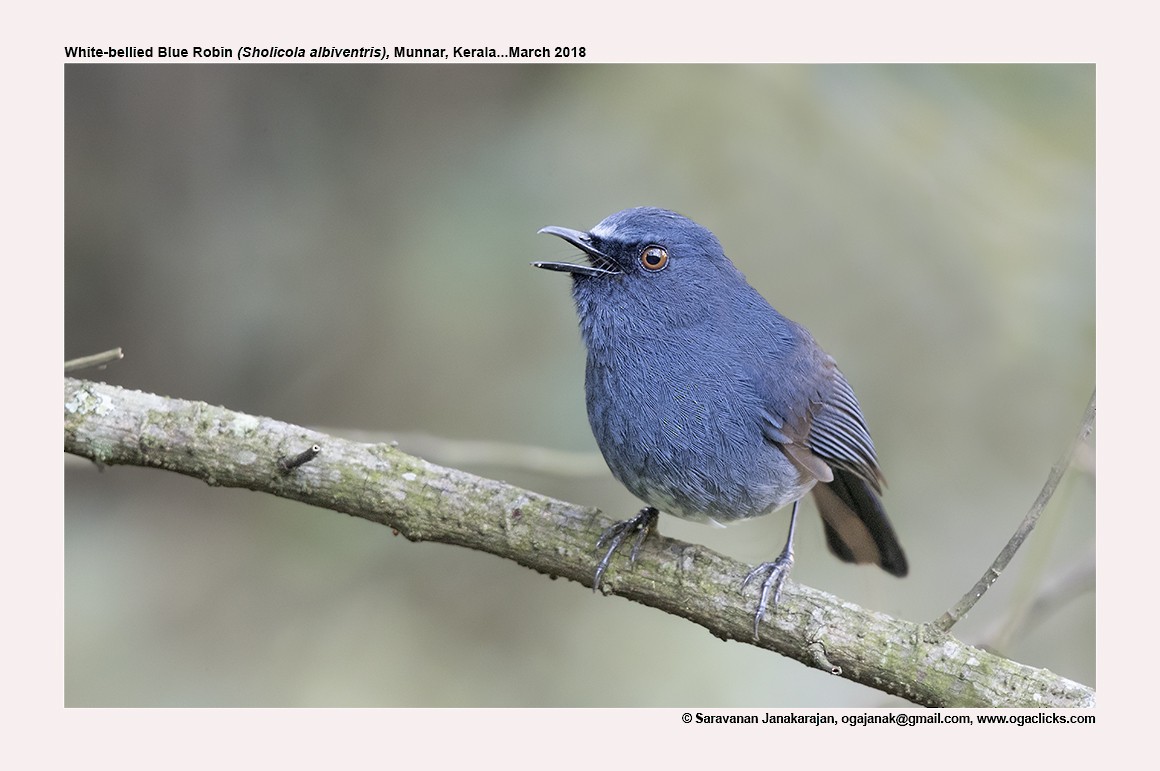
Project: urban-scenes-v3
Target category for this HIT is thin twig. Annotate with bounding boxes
[64,347,124,372]
[931,389,1096,632]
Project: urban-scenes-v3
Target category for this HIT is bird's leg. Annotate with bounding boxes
[741,500,799,641]
[593,506,659,591]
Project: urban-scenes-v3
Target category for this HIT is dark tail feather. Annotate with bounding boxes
[811,468,908,577]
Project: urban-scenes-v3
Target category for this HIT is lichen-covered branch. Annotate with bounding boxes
[64,377,1095,708]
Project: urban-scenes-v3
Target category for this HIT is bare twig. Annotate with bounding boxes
[64,347,124,372]
[932,389,1096,632]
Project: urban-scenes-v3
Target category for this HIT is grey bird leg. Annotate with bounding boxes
[593,506,659,591]
[741,500,799,641]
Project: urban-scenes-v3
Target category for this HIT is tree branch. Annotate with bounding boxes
[64,377,1095,708]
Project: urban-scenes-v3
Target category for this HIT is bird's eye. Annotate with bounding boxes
[640,245,668,271]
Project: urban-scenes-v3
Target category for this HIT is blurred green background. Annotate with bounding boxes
[65,64,1094,706]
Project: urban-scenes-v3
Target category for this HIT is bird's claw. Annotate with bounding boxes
[593,506,659,591]
[741,550,795,641]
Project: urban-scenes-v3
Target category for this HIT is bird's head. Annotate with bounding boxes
[534,207,747,329]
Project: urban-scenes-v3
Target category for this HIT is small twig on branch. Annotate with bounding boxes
[932,389,1096,632]
[64,347,124,372]
[64,376,1095,708]
[277,443,322,473]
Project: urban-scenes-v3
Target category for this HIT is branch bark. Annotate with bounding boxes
[64,377,1095,708]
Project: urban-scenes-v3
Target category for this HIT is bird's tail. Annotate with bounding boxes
[811,468,908,577]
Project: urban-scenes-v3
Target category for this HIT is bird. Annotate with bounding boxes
[533,207,907,640]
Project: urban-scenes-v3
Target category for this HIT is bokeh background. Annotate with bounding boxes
[65,64,1094,706]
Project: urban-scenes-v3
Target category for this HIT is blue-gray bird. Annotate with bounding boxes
[534,207,907,639]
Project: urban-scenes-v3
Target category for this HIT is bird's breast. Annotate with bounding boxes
[582,338,814,522]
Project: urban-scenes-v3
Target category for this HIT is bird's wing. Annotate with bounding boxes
[751,322,884,492]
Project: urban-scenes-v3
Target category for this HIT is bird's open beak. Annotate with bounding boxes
[533,226,620,276]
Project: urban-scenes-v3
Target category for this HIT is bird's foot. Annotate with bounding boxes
[593,506,659,591]
[740,549,795,642]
